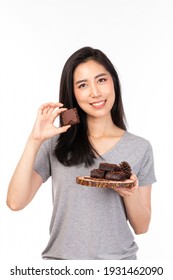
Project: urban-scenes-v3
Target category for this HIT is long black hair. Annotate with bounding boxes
[54,46,127,166]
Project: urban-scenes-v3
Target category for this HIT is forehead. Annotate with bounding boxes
[73,60,108,79]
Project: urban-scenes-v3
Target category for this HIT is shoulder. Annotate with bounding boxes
[125,131,152,148]
[123,131,154,161]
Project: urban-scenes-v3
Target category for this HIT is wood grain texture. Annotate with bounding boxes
[76,176,135,189]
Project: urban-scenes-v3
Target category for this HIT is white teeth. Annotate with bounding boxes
[92,101,105,106]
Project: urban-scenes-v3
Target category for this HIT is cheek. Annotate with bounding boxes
[74,90,88,104]
[107,84,116,101]
[112,92,116,103]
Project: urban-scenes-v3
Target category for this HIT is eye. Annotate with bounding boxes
[78,83,87,89]
[98,77,107,83]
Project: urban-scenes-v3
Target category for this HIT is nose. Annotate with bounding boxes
[90,84,101,98]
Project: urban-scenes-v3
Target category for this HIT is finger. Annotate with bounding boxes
[47,105,62,115]
[57,125,71,134]
[130,174,138,187]
[47,103,66,115]
[119,191,133,197]
[43,106,51,115]
[113,186,134,196]
[41,102,64,108]
[113,190,131,198]
[50,107,68,122]
[47,107,55,115]
[131,185,138,192]
[38,102,64,115]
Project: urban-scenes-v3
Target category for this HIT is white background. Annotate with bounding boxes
[0,0,173,269]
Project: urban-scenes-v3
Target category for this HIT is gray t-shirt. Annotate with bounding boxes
[34,131,156,260]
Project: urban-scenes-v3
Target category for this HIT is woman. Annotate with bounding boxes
[7,46,156,260]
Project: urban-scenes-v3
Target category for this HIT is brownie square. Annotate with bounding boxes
[99,162,118,172]
[61,108,80,125]
[90,169,106,179]
[105,171,127,181]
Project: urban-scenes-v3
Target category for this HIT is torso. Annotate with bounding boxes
[34,131,156,260]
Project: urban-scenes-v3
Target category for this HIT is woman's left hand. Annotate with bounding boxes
[112,174,138,197]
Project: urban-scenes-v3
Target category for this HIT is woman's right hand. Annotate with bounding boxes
[30,102,71,142]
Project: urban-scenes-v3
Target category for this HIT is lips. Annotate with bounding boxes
[90,100,106,109]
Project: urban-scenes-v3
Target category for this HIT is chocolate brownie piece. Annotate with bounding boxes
[105,171,127,181]
[113,165,122,172]
[99,162,119,172]
[90,169,106,179]
[61,108,80,125]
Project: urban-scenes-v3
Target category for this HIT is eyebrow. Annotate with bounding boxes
[75,73,108,85]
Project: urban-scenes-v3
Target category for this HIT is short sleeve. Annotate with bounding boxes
[137,142,157,186]
[33,140,51,183]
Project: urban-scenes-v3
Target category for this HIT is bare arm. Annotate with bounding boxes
[6,102,71,211]
[123,184,151,234]
[113,175,152,234]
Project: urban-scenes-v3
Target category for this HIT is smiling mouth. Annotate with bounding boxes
[90,100,106,108]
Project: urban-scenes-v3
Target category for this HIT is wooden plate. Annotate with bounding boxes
[76,176,135,189]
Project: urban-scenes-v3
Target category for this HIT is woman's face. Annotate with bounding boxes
[73,60,115,119]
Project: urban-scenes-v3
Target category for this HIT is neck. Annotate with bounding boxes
[87,114,120,138]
